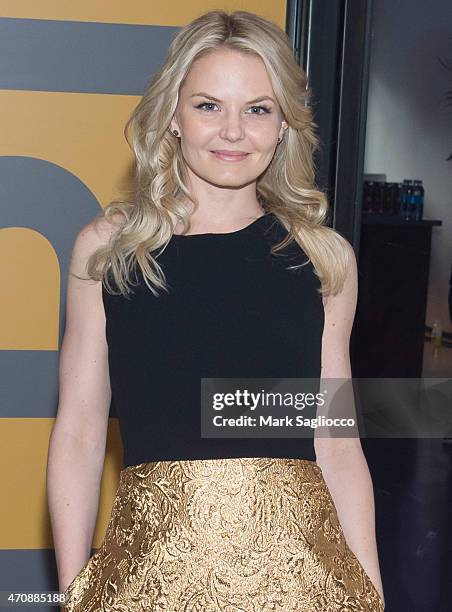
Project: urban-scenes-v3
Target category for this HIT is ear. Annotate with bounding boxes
[169,118,179,132]
[278,121,288,141]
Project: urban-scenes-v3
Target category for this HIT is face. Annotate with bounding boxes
[170,48,288,190]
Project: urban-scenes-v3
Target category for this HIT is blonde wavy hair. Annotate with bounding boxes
[84,9,352,298]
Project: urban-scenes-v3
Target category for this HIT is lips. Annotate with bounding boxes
[211,150,249,161]
[212,150,249,155]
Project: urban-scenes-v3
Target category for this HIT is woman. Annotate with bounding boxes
[47,9,385,611]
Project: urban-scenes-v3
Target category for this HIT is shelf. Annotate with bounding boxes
[361,213,442,226]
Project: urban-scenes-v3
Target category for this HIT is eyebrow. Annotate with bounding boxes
[189,92,276,104]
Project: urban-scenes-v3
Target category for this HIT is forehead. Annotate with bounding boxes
[180,48,274,97]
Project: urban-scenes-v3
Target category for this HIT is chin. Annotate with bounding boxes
[204,173,255,189]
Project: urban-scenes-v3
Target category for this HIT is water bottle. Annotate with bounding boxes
[388,183,399,215]
[376,182,385,213]
[363,181,373,212]
[395,183,403,216]
[413,179,424,221]
[412,180,420,221]
[407,180,416,220]
[400,180,410,220]
[419,180,424,220]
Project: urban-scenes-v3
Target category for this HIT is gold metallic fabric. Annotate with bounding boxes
[63,457,384,611]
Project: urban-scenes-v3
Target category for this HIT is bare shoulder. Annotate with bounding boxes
[322,238,358,321]
[70,211,126,277]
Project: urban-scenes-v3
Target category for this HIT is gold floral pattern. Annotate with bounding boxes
[62,457,384,611]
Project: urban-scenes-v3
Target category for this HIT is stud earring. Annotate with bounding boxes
[172,129,179,137]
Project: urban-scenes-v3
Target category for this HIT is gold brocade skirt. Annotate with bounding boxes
[62,457,384,611]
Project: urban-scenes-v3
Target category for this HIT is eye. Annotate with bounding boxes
[249,105,272,115]
[195,102,272,115]
[196,102,217,112]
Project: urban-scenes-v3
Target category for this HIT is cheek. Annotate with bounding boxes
[182,123,215,151]
[241,122,278,148]
[254,123,279,142]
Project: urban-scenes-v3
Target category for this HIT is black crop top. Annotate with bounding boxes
[102,212,325,467]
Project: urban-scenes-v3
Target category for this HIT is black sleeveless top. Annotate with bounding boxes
[102,213,324,467]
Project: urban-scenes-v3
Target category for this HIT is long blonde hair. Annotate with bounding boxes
[84,9,352,298]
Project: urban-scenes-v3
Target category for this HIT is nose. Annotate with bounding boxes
[219,110,245,142]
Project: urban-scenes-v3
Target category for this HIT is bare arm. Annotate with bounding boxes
[46,215,120,592]
[314,241,385,606]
